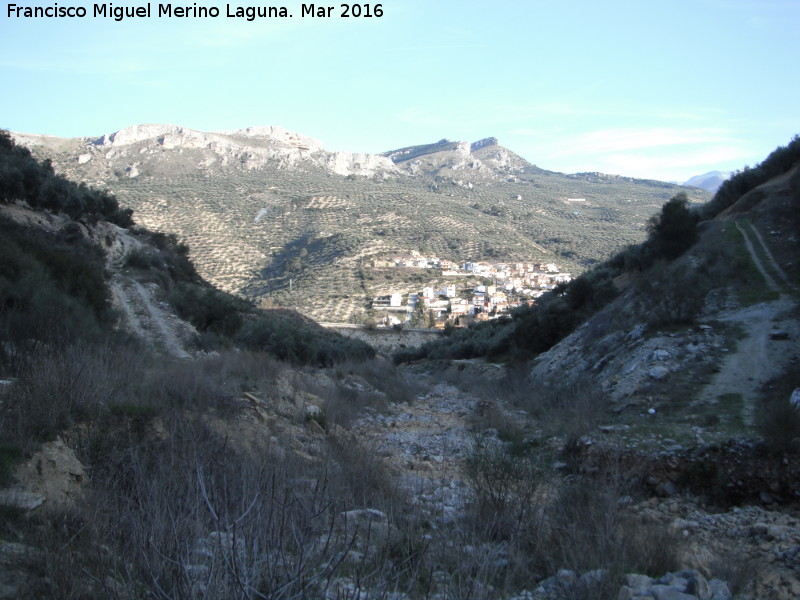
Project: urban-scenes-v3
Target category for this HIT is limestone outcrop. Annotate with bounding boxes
[85,123,396,177]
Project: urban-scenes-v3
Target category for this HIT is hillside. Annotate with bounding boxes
[13,125,710,322]
[530,166,800,436]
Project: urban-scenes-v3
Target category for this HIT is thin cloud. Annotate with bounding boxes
[580,144,750,182]
[603,146,750,173]
[546,127,737,158]
[512,126,753,180]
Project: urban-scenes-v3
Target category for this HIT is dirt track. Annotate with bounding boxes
[697,220,798,424]
[697,296,797,424]
[105,226,194,359]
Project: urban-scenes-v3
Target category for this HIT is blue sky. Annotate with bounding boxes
[1,0,798,181]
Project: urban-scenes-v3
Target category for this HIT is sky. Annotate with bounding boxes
[1,0,798,182]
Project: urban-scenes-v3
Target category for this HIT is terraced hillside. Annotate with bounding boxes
[14,125,711,321]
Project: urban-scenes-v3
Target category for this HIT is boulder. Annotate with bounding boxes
[555,568,577,587]
[617,586,634,600]
[579,569,607,587]
[13,438,88,508]
[685,572,712,600]
[625,573,654,594]
[0,489,44,511]
[627,324,647,341]
[709,579,732,600]
[656,480,679,497]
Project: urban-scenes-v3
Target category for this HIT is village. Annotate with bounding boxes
[368,255,572,328]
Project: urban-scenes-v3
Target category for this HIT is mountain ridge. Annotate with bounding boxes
[18,123,716,184]
[14,123,397,179]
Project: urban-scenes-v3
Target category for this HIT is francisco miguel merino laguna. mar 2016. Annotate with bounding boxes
[7,3,290,20]
[7,2,384,20]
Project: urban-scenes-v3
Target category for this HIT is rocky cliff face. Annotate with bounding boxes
[14,124,397,179]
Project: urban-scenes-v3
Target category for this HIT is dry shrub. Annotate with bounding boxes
[19,412,421,599]
[538,472,683,598]
[142,349,283,411]
[320,380,387,428]
[457,443,682,598]
[463,433,547,541]
[1,341,145,448]
[297,357,423,429]
[337,357,426,405]
[523,375,607,448]
[1,343,428,598]
[326,431,406,514]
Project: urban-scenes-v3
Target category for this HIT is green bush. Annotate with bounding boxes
[511,296,581,357]
[0,130,132,226]
[236,312,374,366]
[0,444,22,487]
[123,246,161,270]
[129,228,199,283]
[0,217,113,357]
[168,282,247,338]
[634,261,708,328]
[646,192,699,260]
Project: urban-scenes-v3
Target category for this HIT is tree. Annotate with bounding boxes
[411,298,426,327]
[647,193,698,260]
[285,256,303,273]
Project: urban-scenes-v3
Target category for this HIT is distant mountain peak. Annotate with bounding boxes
[682,170,732,193]
[383,137,501,164]
[382,136,538,182]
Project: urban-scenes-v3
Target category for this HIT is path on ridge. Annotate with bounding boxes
[105,226,194,359]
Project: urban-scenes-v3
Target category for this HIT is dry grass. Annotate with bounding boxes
[1,338,689,599]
